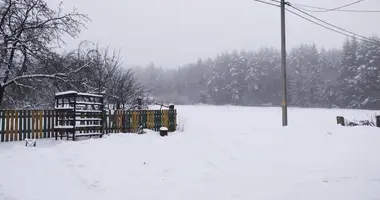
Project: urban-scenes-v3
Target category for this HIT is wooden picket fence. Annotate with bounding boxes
[0,109,177,142]
[105,109,177,133]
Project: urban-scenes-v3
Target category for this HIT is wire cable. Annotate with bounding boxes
[252,0,280,7]
[326,0,364,11]
[285,7,380,45]
[291,1,380,13]
[288,4,380,44]
[250,0,380,44]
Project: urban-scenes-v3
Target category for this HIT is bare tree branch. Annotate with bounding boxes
[14,80,36,90]
[3,73,66,87]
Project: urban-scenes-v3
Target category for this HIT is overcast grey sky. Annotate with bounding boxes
[53,0,380,68]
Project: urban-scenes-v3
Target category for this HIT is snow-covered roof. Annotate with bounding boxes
[55,91,78,96]
[55,91,103,98]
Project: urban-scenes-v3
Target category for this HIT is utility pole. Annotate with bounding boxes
[281,0,288,126]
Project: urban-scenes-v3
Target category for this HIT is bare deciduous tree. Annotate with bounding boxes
[0,0,89,107]
[108,68,144,110]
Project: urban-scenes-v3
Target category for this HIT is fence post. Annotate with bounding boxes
[43,110,47,138]
[10,110,14,142]
[19,110,23,141]
[169,105,175,132]
[39,111,43,139]
[5,111,9,142]
[1,111,5,142]
[122,110,126,133]
[27,110,31,139]
[126,110,131,132]
[142,110,147,129]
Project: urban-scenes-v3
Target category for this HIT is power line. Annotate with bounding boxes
[285,7,380,45]
[327,0,364,11]
[294,6,380,13]
[291,1,380,13]
[252,0,280,7]
[251,1,380,44]
[288,4,380,44]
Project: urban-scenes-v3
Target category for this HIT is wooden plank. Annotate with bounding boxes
[174,110,177,131]
[150,110,155,130]
[154,110,158,131]
[106,111,109,133]
[39,111,43,138]
[115,110,118,133]
[163,110,169,129]
[150,110,153,131]
[146,111,150,129]
[47,110,51,138]
[1,111,5,142]
[46,110,49,138]
[121,111,125,133]
[14,111,18,141]
[150,111,154,130]
[116,110,120,132]
[19,110,23,141]
[127,110,131,132]
[107,111,110,133]
[136,111,140,132]
[43,110,47,138]
[10,110,14,142]
[10,111,14,141]
[5,111,9,142]
[26,110,30,139]
[37,111,40,138]
[135,111,142,132]
[156,110,162,131]
[111,111,114,133]
[22,110,26,140]
[142,110,147,129]
[51,110,55,138]
[118,110,122,132]
[169,109,176,132]
[112,111,115,133]
[31,110,35,139]
[131,111,136,132]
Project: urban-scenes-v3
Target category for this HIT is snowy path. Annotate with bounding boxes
[0,106,380,200]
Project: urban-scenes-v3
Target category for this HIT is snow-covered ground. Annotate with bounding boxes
[0,105,380,200]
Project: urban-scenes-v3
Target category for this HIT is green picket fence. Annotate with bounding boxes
[105,109,177,133]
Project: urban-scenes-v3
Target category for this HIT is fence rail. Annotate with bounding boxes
[0,109,177,142]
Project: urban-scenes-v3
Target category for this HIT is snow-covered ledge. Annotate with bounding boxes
[55,91,78,96]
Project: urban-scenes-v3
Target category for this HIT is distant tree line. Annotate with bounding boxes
[133,37,380,109]
[0,0,143,109]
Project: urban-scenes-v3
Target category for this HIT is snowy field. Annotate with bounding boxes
[0,105,380,200]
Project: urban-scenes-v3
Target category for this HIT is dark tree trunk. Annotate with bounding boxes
[0,85,5,108]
